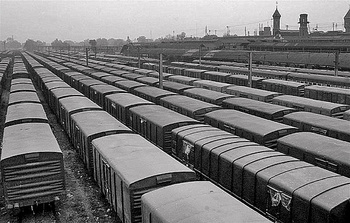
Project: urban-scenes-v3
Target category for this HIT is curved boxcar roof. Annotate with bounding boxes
[5,103,48,127]
[160,95,221,114]
[60,96,102,114]
[51,88,84,100]
[141,181,271,223]
[11,78,33,85]
[205,109,298,139]
[71,110,131,137]
[92,134,195,188]
[113,80,146,91]
[183,88,235,103]
[277,132,350,177]
[262,79,306,88]
[133,86,176,101]
[1,123,61,161]
[283,111,350,136]
[129,104,200,127]
[106,92,153,108]
[162,81,195,93]
[90,84,125,95]
[8,91,40,105]
[44,81,71,90]
[226,85,282,98]
[10,83,36,93]
[272,95,350,115]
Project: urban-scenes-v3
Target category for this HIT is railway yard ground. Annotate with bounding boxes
[0,64,120,223]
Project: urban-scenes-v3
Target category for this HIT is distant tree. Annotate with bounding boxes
[4,37,22,49]
[176,32,186,40]
[23,39,37,51]
[137,36,147,43]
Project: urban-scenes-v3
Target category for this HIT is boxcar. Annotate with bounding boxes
[8,91,40,105]
[183,88,235,106]
[272,95,350,118]
[5,102,48,127]
[88,71,111,80]
[226,86,282,102]
[77,79,105,97]
[49,88,84,116]
[228,74,265,88]
[58,96,102,137]
[204,109,298,148]
[104,93,154,125]
[121,73,144,80]
[283,111,350,142]
[193,80,233,93]
[168,75,199,85]
[89,84,126,108]
[287,72,350,88]
[129,104,200,153]
[162,81,195,94]
[277,132,350,177]
[0,123,65,209]
[159,95,221,122]
[112,80,146,94]
[183,68,207,78]
[11,78,33,85]
[222,98,296,122]
[10,83,36,93]
[141,181,271,223]
[101,75,127,85]
[202,71,231,83]
[304,85,350,105]
[261,79,306,96]
[70,110,133,171]
[92,134,196,223]
[145,71,173,80]
[133,86,177,104]
[135,76,159,86]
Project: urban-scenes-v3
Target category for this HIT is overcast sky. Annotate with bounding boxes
[0,0,349,43]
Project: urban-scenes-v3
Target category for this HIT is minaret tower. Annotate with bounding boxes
[299,14,309,36]
[272,2,281,36]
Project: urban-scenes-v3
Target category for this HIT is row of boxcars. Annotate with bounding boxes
[0,56,66,210]
[28,51,350,223]
[20,52,278,223]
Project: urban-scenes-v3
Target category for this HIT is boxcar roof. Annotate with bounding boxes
[11,78,33,85]
[1,123,61,161]
[194,79,232,87]
[71,110,131,136]
[184,88,234,101]
[134,86,176,98]
[283,111,350,133]
[163,81,195,91]
[121,73,144,80]
[278,132,350,164]
[60,96,102,113]
[160,95,221,112]
[110,70,129,76]
[223,98,296,114]
[5,103,47,126]
[8,91,40,105]
[90,84,126,94]
[262,79,306,87]
[227,85,282,97]
[305,85,350,95]
[10,83,36,93]
[169,75,199,81]
[205,109,298,136]
[204,71,231,77]
[273,95,350,111]
[44,81,71,90]
[130,105,199,127]
[141,181,271,223]
[114,80,146,89]
[101,75,127,83]
[106,92,153,108]
[92,134,194,187]
[52,88,84,99]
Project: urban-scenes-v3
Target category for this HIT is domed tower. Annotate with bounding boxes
[272,7,281,36]
[344,8,350,32]
[299,14,309,37]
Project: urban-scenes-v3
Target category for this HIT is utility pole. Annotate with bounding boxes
[334,50,339,76]
[248,52,253,87]
[159,53,163,89]
[86,48,89,66]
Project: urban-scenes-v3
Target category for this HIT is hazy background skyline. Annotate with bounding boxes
[1,0,349,43]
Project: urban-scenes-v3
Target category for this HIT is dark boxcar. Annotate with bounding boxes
[205,109,298,148]
[92,134,196,223]
[133,86,177,104]
[142,181,271,223]
[49,88,84,116]
[160,95,221,122]
[59,96,102,138]
[70,110,132,171]
[202,71,231,83]
[277,132,350,177]
[135,76,159,86]
[162,81,195,94]
[304,85,350,105]
[168,75,199,85]
[105,93,154,125]
[193,79,233,93]
[5,102,48,127]
[283,111,350,142]
[222,97,296,122]
[261,79,306,96]
[272,95,350,118]
[129,105,200,153]
[112,80,146,94]
[0,123,65,209]
[183,88,235,106]
[226,85,282,102]
[89,84,126,108]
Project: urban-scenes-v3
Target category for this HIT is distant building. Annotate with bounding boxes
[299,14,309,37]
[344,9,350,32]
[272,7,281,36]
